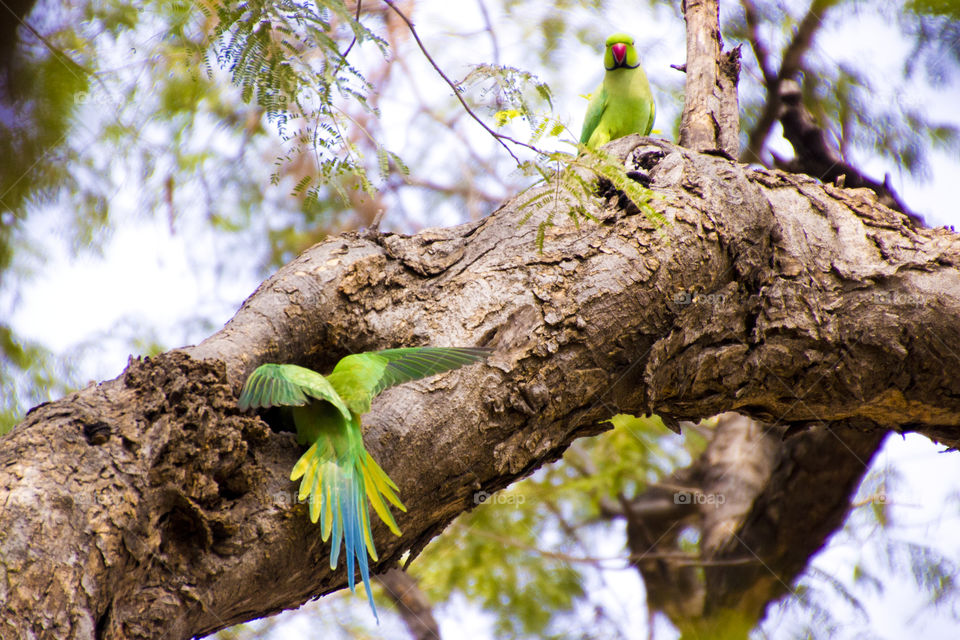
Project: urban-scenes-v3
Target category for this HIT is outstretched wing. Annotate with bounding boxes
[237,363,350,420]
[645,97,656,136]
[370,346,492,394]
[327,346,491,414]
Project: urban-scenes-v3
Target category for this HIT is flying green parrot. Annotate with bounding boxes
[237,346,490,620]
[580,33,655,149]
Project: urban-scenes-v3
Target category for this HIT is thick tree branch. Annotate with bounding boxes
[704,424,886,620]
[0,0,37,74]
[621,413,884,633]
[3,139,960,638]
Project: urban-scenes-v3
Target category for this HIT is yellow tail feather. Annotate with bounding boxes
[290,440,320,481]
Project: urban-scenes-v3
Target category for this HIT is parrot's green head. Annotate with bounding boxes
[603,33,640,70]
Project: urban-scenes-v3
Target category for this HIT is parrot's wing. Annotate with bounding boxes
[327,346,491,413]
[579,85,607,145]
[237,363,351,420]
[371,346,492,395]
[646,97,656,136]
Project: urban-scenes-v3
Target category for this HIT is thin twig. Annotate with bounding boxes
[476,0,500,65]
[324,0,365,125]
[382,0,541,166]
[19,20,111,96]
[338,0,363,60]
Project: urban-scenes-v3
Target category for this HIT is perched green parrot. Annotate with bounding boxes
[237,346,490,620]
[580,33,655,149]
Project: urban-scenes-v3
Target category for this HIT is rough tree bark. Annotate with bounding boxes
[679,0,741,158]
[3,136,960,639]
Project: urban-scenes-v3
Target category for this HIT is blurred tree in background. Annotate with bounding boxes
[2,0,960,637]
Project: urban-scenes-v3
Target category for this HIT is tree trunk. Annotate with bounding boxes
[3,139,959,639]
[679,0,740,158]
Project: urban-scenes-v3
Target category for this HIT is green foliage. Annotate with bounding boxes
[908,0,960,18]
[463,63,553,126]
[2,0,269,277]
[514,145,662,252]
[0,325,76,435]
[0,24,106,433]
[463,64,662,250]
[552,414,700,517]
[3,0,408,292]
[83,0,141,34]
[0,43,91,274]
[414,490,586,638]
[209,0,392,207]
[414,415,692,638]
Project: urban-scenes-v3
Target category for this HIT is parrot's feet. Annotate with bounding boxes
[632,147,666,174]
[625,170,652,187]
[660,414,683,434]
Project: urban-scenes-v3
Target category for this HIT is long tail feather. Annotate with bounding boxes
[289,436,407,622]
[361,452,407,536]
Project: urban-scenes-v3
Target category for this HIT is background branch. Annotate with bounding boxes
[375,568,441,640]
[740,0,835,164]
[774,79,922,224]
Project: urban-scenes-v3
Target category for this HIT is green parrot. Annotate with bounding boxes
[237,346,490,620]
[580,33,655,149]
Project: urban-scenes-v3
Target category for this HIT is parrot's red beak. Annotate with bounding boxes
[611,43,627,66]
